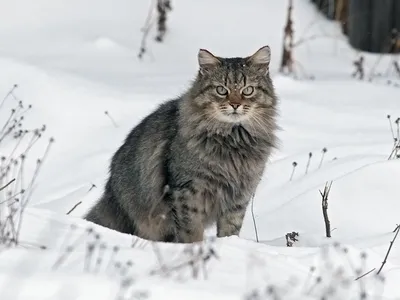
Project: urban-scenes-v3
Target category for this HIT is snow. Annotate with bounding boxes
[1,0,400,299]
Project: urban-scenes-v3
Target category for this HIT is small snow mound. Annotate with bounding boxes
[93,37,120,50]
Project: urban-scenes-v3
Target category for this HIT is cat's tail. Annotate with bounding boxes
[84,180,137,235]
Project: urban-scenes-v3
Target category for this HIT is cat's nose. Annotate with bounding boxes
[229,103,241,110]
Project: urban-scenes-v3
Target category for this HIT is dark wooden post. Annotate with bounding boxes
[393,0,400,34]
[348,0,372,51]
[370,0,393,53]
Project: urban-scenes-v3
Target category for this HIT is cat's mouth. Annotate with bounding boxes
[216,110,248,123]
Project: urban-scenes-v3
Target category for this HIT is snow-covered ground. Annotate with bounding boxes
[1,0,400,299]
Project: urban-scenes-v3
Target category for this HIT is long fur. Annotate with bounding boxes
[85,46,279,243]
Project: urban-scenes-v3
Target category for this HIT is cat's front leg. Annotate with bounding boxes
[172,187,205,243]
[217,202,248,237]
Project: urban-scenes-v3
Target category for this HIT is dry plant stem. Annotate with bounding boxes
[305,152,312,174]
[84,241,96,272]
[377,224,400,274]
[0,109,15,136]
[151,242,167,274]
[66,201,82,215]
[290,162,297,181]
[368,32,400,79]
[150,243,217,279]
[52,230,88,270]
[15,138,53,245]
[355,268,376,281]
[318,148,327,169]
[388,139,400,160]
[388,115,395,140]
[320,181,333,238]
[138,0,157,59]
[140,0,157,31]
[88,183,97,192]
[0,84,18,111]
[289,167,295,181]
[155,0,172,42]
[104,111,118,128]
[250,193,259,242]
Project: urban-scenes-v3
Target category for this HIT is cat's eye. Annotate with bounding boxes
[241,86,255,97]
[216,86,228,96]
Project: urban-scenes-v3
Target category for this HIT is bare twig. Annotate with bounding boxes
[0,178,15,191]
[66,201,83,215]
[377,225,400,274]
[355,268,376,281]
[320,181,333,238]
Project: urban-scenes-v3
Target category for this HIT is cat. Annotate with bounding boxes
[85,45,279,243]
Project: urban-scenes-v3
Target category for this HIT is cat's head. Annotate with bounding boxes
[188,46,277,125]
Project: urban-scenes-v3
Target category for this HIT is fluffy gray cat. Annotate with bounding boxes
[85,45,279,243]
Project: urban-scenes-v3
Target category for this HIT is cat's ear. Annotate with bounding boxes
[247,45,271,74]
[198,49,221,74]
